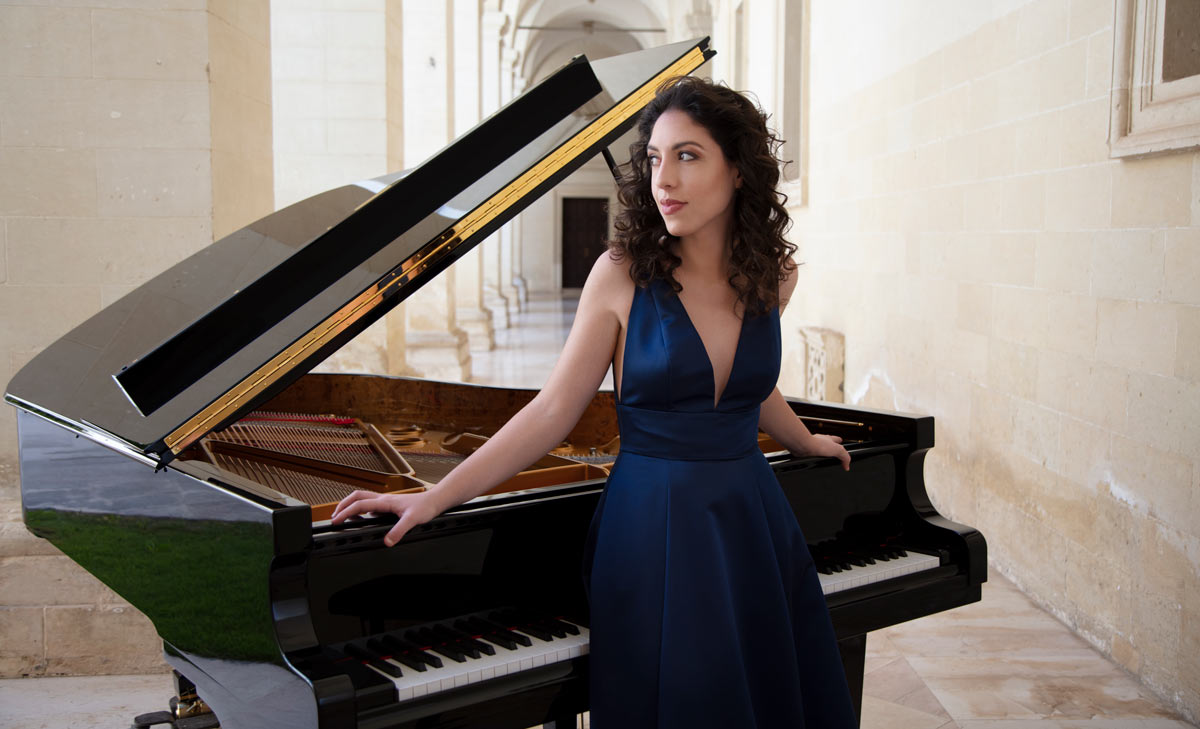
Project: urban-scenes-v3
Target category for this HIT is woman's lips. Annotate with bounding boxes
[659,200,686,215]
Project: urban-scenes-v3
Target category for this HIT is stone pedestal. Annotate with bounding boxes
[403,328,472,381]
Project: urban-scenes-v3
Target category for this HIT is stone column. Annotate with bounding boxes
[452,0,495,352]
[681,1,714,43]
[508,71,530,308]
[274,0,415,376]
[496,43,522,313]
[400,0,471,380]
[383,0,416,375]
[480,7,512,327]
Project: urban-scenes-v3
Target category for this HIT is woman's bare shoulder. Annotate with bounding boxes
[586,250,634,294]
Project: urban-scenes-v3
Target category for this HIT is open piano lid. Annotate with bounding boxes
[4,38,714,465]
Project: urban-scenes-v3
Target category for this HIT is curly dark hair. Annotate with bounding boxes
[608,75,797,316]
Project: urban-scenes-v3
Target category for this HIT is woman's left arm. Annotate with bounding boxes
[757,256,851,470]
[758,388,850,470]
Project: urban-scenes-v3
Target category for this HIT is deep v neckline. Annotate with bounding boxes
[672,287,747,410]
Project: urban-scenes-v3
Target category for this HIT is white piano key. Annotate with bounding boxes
[817,551,941,595]
[364,620,591,703]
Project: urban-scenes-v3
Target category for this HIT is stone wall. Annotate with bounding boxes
[0,0,272,677]
[788,0,1199,720]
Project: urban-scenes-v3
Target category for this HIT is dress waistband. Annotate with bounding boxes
[615,404,762,461]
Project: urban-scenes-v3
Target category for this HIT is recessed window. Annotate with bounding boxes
[1109,0,1200,157]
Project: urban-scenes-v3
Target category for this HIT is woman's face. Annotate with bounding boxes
[647,108,742,242]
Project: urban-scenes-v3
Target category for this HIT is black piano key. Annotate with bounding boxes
[381,634,438,670]
[398,630,450,668]
[492,608,554,642]
[345,643,403,678]
[457,618,519,650]
[549,616,581,635]
[479,615,532,647]
[512,621,554,642]
[366,637,425,674]
[525,613,568,639]
[432,625,480,659]
[410,627,467,663]
[381,633,439,666]
[442,623,496,655]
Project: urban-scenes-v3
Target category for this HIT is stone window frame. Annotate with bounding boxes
[1109,0,1200,158]
[777,0,809,205]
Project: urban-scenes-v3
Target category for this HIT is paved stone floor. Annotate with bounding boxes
[1,293,1195,729]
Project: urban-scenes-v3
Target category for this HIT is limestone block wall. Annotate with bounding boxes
[788,0,1199,720]
[0,0,272,677]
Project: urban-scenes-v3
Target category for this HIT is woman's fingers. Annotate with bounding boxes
[384,512,416,547]
[331,489,374,522]
[331,494,390,523]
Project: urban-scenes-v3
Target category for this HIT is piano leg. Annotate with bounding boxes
[837,634,866,728]
[541,714,578,729]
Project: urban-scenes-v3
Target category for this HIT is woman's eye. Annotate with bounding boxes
[647,154,660,166]
[679,150,696,161]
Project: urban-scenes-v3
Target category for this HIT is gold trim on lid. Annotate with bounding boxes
[164,46,707,456]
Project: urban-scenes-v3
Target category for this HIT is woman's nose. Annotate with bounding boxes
[655,159,676,189]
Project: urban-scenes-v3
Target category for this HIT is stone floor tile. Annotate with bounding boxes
[0,673,174,729]
[861,693,959,729]
[865,656,954,721]
[914,657,1179,722]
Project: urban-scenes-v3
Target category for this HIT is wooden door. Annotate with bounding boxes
[561,197,609,289]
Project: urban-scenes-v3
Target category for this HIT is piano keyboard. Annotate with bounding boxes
[330,552,940,707]
[335,608,589,704]
[817,550,941,595]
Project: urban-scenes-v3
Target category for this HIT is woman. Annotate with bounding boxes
[333,75,858,727]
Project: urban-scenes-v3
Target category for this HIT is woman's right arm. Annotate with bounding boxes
[331,251,631,546]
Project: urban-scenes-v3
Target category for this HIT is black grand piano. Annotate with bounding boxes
[5,38,985,729]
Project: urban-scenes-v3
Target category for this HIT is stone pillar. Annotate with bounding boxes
[383,0,416,376]
[452,0,495,352]
[273,0,415,376]
[496,44,523,314]
[681,1,714,43]
[509,71,530,308]
[401,0,470,380]
[480,7,512,328]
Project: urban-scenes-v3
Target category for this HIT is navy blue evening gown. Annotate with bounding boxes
[581,277,858,728]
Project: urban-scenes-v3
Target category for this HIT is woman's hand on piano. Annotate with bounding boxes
[801,434,851,471]
[330,490,443,547]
